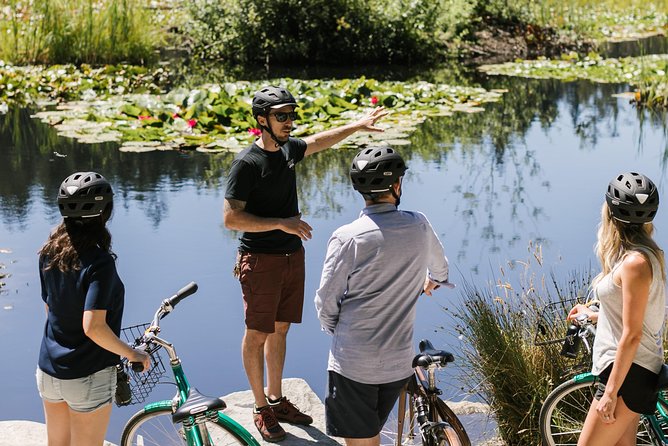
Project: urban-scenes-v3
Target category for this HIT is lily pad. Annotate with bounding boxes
[11,68,508,150]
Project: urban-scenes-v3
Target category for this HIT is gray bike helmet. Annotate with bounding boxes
[58,172,113,218]
[252,86,297,118]
[350,146,407,194]
[606,172,659,224]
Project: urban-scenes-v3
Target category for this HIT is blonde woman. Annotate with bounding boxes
[568,172,665,446]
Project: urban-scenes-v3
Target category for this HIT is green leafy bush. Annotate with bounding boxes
[186,0,475,66]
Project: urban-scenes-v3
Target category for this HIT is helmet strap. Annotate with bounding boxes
[391,188,401,207]
[259,114,288,147]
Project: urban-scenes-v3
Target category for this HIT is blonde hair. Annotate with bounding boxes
[592,202,666,287]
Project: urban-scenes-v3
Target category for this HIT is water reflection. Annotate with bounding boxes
[2,76,666,231]
[600,35,668,59]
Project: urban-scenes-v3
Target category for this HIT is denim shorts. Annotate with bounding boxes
[36,366,117,413]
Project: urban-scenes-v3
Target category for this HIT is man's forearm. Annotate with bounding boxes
[304,122,359,155]
[224,208,283,233]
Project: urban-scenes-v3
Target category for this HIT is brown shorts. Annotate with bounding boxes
[238,247,305,333]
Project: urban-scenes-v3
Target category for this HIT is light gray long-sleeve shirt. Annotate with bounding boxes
[314,203,452,384]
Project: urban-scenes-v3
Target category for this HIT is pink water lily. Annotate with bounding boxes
[187,119,197,128]
[138,115,152,120]
[248,127,262,136]
[172,113,179,119]
[371,96,379,105]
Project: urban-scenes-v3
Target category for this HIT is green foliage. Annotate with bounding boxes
[481,53,668,109]
[185,0,473,66]
[6,72,503,150]
[454,244,594,446]
[475,0,668,39]
[0,0,163,65]
[0,63,170,105]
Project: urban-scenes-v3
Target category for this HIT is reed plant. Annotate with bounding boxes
[636,60,668,108]
[0,0,161,65]
[453,243,594,446]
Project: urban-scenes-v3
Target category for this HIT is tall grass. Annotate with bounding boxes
[453,243,594,446]
[0,0,161,65]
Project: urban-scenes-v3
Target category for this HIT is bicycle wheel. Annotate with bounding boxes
[121,406,256,446]
[394,396,471,446]
[539,378,656,446]
[433,398,471,446]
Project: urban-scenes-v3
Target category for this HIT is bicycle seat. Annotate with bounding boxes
[412,339,454,368]
[172,387,227,423]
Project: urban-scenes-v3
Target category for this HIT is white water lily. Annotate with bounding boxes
[80,89,97,101]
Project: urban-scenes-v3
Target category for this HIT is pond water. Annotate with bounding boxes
[1,71,667,444]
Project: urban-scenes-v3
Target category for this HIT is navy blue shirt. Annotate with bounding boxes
[225,137,307,253]
[38,248,124,379]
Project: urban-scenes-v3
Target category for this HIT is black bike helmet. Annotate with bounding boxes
[606,172,659,224]
[252,86,297,118]
[350,146,407,194]
[58,172,113,218]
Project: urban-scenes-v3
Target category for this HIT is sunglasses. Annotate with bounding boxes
[269,111,298,122]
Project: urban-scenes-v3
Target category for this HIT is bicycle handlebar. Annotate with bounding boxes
[129,282,199,372]
[166,281,198,310]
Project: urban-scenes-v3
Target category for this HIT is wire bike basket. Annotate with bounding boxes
[118,322,167,405]
[533,297,584,347]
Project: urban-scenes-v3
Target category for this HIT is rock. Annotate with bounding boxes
[0,379,340,446]
[0,420,114,446]
[221,377,343,445]
[0,379,502,445]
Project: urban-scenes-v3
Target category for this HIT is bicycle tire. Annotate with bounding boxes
[394,397,471,446]
[539,378,656,446]
[433,398,471,446]
[121,402,258,446]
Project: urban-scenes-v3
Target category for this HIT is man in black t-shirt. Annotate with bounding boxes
[224,86,387,442]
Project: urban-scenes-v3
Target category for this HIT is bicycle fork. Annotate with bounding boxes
[396,384,449,446]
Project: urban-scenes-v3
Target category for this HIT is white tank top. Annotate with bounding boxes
[592,248,666,375]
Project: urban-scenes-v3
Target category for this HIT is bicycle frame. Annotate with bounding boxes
[395,365,442,445]
[127,285,260,446]
[570,371,668,444]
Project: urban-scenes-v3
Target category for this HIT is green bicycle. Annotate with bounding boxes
[118,282,260,446]
[538,307,668,446]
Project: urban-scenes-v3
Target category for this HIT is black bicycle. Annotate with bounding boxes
[392,339,471,446]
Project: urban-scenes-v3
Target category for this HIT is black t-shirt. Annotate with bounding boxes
[38,248,124,379]
[225,137,307,253]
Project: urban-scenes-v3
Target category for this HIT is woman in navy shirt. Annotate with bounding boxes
[36,172,149,446]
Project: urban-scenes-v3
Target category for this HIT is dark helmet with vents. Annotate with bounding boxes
[350,146,407,194]
[57,172,113,218]
[252,86,297,118]
[606,172,659,224]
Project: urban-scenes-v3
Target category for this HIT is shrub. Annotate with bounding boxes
[185,0,475,66]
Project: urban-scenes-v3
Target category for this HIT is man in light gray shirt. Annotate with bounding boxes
[314,146,453,446]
